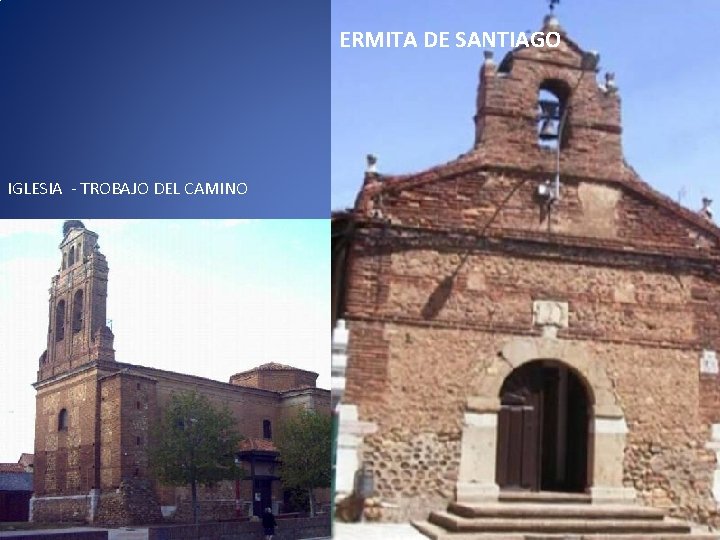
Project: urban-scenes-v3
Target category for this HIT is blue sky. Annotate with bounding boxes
[331,0,720,212]
[0,220,329,462]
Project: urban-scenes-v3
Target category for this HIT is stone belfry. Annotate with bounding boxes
[38,220,115,381]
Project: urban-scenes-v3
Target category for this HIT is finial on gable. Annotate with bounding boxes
[544,0,561,29]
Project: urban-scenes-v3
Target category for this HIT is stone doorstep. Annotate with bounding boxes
[428,512,691,535]
[448,502,666,520]
[499,491,592,504]
[413,520,720,540]
[414,520,525,540]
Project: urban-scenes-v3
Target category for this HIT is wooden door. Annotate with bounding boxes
[253,478,273,517]
[496,363,543,491]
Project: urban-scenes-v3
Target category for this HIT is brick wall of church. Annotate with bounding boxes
[34,369,99,498]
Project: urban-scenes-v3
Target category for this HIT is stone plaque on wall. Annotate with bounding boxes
[532,300,569,328]
[701,349,719,375]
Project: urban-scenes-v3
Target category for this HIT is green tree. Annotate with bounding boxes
[148,391,242,523]
[275,408,332,516]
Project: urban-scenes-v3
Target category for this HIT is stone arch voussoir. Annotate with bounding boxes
[457,336,635,505]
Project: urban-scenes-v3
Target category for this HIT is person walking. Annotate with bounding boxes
[262,507,277,540]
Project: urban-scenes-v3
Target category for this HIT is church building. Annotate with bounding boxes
[32,220,330,525]
[332,14,720,537]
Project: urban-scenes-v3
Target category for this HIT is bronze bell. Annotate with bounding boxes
[539,118,557,140]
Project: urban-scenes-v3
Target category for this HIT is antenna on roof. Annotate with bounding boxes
[677,186,686,205]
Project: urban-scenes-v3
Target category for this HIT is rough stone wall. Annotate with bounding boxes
[95,479,163,526]
[31,495,90,523]
[344,241,720,522]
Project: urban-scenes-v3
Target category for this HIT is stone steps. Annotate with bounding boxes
[412,500,720,539]
[430,512,690,535]
[448,502,665,520]
[414,519,720,540]
[413,521,720,540]
[499,491,592,505]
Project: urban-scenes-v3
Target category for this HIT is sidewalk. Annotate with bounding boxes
[0,529,107,538]
[333,522,425,539]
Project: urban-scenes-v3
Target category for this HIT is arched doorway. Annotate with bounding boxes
[495,360,592,493]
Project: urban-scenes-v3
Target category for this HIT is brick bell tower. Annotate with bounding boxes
[38,220,115,382]
[473,14,622,181]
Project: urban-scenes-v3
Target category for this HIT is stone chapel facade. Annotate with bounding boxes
[32,220,330,525]
[332,16,720,528]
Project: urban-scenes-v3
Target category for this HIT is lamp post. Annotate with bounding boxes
[234,455,242,518]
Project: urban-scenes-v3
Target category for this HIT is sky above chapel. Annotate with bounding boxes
[332,0,720,213]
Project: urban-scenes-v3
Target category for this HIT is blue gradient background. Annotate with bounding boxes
[0,0,329,217]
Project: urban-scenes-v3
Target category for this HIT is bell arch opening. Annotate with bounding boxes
[537,79,571,149]
[495,359,593,494]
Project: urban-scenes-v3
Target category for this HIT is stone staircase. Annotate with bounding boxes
[412,494,720,539]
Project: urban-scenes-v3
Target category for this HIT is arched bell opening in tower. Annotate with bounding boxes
[536,79,571,149]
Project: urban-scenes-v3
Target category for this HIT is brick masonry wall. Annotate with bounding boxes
[230,370,317,392]
[153,375,282,450]
[35,369,100,497]
[367,171,718,253]
[344,242,720,523]
[99,374,121,489]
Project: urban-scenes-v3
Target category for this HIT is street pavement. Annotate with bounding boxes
[0,528,107,538]
[0,528,147,540]
[333,522,425,539]
[0,528,333,540]
[0,526,336,540]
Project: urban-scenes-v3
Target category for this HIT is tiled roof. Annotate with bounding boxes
[255,363,296,371]
[0,472,32,491]
[232,362,317,378]
[18,453,34,467]
[0,463,24,473]
[238,438,277,453]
